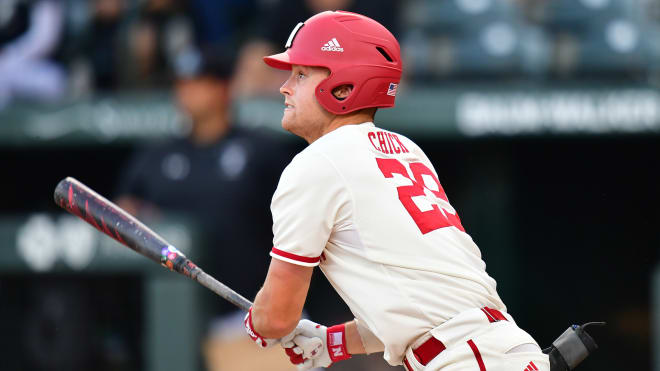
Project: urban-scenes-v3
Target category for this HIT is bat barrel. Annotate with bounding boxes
[54,177,167,265]
[54,177,254,312]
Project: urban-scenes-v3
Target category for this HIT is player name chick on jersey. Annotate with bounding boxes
[367,131,409,154]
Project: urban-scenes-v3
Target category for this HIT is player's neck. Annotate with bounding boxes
[318,111,374,140]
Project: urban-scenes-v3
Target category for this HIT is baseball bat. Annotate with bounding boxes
[53,176,252,311]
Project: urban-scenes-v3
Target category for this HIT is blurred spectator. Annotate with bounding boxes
[80,0,126,91]
[186,0,259,49]
[115,47,289,315]
[400,0,550,82]
[0,0,67,109]
[232,0,400,97]
[123,0,195,89]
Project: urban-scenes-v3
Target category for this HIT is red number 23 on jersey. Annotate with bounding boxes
[376,158,465,234]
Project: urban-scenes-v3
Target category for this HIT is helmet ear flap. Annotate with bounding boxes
[316,65,398,115]
[315,73,358,114]
[330,84,354,101]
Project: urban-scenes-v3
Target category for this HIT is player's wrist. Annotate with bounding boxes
[326,323,352,362]
[244,307,278,348]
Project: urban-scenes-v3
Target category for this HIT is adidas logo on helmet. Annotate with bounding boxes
[321,38,343,52]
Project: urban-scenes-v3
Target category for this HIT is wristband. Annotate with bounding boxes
[327,324,352,362]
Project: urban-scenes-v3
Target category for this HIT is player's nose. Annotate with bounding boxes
[280,77,293,96]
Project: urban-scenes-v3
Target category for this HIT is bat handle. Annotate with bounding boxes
[196,271,253,312]
[168,254,253,311]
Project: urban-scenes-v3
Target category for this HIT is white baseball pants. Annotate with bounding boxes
[403,307,550,371]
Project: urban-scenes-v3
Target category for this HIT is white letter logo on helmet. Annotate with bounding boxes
[321,38,344,52]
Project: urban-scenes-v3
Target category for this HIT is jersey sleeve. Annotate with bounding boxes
[270,151,351,267]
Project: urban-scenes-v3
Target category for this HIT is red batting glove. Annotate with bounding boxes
[244,307,279,348]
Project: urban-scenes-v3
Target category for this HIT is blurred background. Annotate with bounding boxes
[0,0,658,370]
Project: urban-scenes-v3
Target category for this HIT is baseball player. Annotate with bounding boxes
[243,10,599,371]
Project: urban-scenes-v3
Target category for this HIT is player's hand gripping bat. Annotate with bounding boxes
[53,177,252,311]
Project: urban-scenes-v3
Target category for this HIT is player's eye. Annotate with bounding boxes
[297,72,305,80]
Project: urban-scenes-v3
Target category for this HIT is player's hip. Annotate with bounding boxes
[419,343,550,371]
[403,307,547,371]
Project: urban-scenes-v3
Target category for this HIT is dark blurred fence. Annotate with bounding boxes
[0,214,207,371]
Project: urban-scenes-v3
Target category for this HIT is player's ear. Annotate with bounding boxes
[332,84,353,101]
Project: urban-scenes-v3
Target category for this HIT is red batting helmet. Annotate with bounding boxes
[263,11,402,115]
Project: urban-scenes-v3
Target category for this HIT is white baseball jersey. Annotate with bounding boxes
[270,122,506,365]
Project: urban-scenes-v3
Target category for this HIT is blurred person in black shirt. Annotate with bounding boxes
[232,0,400,98]
[115,48,290,318]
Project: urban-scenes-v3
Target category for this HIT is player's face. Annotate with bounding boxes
[279,65,333,143]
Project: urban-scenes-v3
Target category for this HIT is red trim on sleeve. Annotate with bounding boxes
[271,247,321,264]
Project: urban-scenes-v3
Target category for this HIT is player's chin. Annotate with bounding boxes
[281,113,295,131]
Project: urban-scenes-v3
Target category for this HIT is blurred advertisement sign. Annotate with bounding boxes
[0,93,189,146]
[1,214,193,272]
[457,89,660,135]
[16,214,96,271]
[1,88,659,143]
